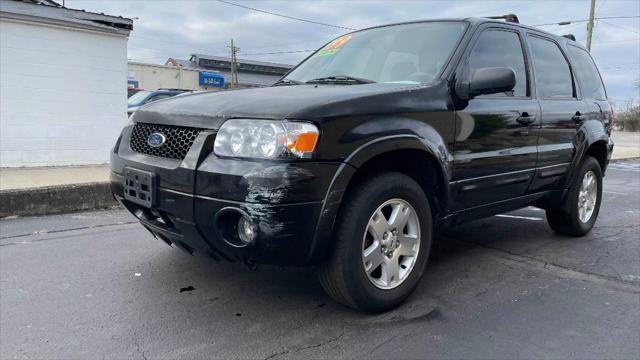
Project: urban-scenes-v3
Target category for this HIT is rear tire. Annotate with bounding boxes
[546,156,602,236]
[318,172,432,313]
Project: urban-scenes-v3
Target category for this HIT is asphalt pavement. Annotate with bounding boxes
[1,160,639,359]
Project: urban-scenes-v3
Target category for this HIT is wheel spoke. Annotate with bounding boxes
[368,210,389,240]
[588,178,597,193]
[382,257,400,285]
[363,242,384,273]
[389,204,410,231]
[397,234,418,256]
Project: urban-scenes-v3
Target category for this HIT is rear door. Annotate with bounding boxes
[526,35,591,191]
[566,44,611,129]
[452,25,541,210]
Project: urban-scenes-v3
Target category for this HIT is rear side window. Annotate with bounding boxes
[528,36,575,98]
[567,46,607,100]
[468,29,528,97]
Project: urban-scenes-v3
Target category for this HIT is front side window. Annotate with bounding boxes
[284,22,468,85]
[468,29,528,97]
[567,45,607,100]
[528,36,575,98]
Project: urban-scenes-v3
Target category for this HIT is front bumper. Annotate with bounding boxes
[110,125,340,266]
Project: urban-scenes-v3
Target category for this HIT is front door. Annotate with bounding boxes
[452,27,540,211]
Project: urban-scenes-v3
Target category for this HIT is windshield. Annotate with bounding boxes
[128,90,152,106]
[284,22,467,85]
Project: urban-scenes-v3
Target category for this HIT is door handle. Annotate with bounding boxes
[572,114,587,123]
[516,114,536,126]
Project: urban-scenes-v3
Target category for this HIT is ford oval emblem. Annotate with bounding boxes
[147,133,166,147]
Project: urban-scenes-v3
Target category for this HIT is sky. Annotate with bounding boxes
[66,0,640,107]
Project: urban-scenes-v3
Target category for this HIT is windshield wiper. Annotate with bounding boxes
[305,75,376,85]
[273,78,305,86]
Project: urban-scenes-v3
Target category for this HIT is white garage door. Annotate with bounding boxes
[0,19,128,167]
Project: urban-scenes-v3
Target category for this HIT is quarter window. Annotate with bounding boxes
[567,46,607,100]
[468,30,528,97]
[528,36,575,98]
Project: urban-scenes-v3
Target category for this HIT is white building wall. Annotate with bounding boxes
[129,62,199,91]
[0,19,129,167]
[128,62,224,91]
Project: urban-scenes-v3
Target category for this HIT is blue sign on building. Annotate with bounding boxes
[199,72,225,88]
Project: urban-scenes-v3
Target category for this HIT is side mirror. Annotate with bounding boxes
[457,67,516,100]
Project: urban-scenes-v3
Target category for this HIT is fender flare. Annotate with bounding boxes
[306,134,451,263]
[563,121,611,188]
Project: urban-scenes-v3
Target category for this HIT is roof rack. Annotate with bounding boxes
[486,14,520,24]
[562,34,577,41]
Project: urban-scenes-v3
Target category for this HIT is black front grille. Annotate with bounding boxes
[130,123,202,160]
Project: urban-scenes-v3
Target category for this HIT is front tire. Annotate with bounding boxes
[546,156,603,236]
[318,172,432,313]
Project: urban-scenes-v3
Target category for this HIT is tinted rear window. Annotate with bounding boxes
[528,36,575,98]
[568,46,607,100]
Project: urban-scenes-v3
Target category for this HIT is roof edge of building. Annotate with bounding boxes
[129,60,219,73]
[0,0,133,35]
[190,53,293,69]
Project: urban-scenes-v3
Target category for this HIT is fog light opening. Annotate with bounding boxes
[215,207,257,248]
[238,216,257,245]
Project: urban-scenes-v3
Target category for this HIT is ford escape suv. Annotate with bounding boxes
[111,16,614,312]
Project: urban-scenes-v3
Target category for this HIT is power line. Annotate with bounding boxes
[246,39,324,51]
[532,15,640,27]
[593,38,640,44]
[595,15,640,20]
[217,0,356,31]
[599,68,639,73]
[598,62,640,66]
[598,19,640,35]
[546,22,584,33]
[242,49,315,56]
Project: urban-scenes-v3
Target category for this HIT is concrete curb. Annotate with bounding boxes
[0,182,119,218]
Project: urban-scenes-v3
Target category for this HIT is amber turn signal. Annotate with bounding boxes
[290,132,319,154]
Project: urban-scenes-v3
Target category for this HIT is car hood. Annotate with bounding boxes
[132,82,449,129]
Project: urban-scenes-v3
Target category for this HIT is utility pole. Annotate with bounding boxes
[228,39,239,88]
[586,0,596,51]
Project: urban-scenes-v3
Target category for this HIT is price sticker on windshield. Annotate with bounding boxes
[316,34,352,57]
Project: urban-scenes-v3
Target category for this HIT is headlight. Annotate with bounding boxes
[214,119,319,159]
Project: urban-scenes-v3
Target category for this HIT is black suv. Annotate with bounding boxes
[111,17,614,312]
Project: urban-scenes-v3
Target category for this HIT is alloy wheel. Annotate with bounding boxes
[578,170,598,223]
[362,198,421,290]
